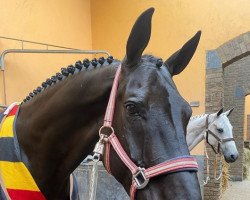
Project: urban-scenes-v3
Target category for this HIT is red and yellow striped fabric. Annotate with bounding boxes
[0,104,46,200]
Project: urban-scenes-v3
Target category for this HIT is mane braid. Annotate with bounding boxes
[142,54,165,68]
[22,56,115,103]
[189,114,206,121]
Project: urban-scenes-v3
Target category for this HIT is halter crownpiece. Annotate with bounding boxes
[93,64,199,200]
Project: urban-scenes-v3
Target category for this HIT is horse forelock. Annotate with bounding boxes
[214,114,233,134]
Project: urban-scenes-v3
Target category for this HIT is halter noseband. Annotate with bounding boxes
[94,64,198,200]
[205,114,234,154]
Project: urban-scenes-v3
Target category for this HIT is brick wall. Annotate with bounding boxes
[205,32,250,199]
[204,52,224,200]
[223,56,250,181]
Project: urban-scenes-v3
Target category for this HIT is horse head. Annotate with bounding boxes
[106,8,202,199]
[206,108,238,163]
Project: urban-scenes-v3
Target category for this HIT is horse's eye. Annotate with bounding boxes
[217,128,223,133]
[125,104,139,116]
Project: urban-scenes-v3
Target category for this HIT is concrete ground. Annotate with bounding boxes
[221,180,250,200]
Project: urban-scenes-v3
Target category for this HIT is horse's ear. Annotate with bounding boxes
[125,8,154,66]
[217,107,224,117]
[224,107,234,116]
[165,31,201,76]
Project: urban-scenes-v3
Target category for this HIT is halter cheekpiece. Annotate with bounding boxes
[93,64,199,200]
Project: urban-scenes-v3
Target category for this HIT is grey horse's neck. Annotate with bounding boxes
[186,114,209,151]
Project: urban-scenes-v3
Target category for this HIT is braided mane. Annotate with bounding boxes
[22,54,167,104]
[22,56,115,103]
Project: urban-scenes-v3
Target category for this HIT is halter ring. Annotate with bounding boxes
[99,126,114,138]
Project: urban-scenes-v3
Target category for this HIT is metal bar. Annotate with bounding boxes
[0,49,110,70]
[2,71,7,104]
[0,104,7,109]
[0,36,79,50]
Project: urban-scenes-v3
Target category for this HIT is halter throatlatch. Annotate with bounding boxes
[94,64,199,200]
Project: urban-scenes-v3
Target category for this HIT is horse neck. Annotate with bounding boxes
[16,64,118,199]
[186,114,208,151]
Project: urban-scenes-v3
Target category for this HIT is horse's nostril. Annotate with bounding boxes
[230,154,237,160]
[225,153,238,163]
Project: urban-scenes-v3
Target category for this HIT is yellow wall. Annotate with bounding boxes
[0,0,92,104]
[91,0,250,154]
[244,95,250,140]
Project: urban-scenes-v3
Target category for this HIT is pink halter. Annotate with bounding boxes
[96,64,198,200]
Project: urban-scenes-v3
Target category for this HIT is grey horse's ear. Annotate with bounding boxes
[217,107,224,117]
[125,8,154,66]
[224,107,234,116]
[165,31,201,76]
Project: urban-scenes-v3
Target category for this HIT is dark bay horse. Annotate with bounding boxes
[10,8,202,199]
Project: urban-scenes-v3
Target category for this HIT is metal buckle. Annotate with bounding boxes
[133,167,149,189]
